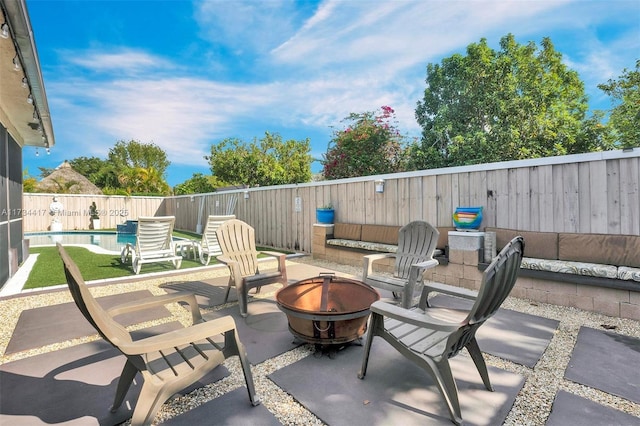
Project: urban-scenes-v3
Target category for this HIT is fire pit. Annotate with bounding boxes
[275,274,380,349]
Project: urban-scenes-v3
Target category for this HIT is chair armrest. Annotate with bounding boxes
[370,301,460,332]
[116,315,237,355]
[413,258,439,270]
[420,281,479,308]
[363,253,396,279]
[260,251,287,272]
[107,291,203,324]
[216,255,243,286]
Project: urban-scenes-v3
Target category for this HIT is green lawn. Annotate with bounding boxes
[25,246,207,289]
[24,230,293,289]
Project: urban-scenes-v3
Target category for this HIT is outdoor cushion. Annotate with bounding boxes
[327,239,398,253]
[333,223,362,241]
[486,227,558,260]
[617,266,640,282]
[559,233,640,268]
[520,257,618,279]
[361,224,400,245]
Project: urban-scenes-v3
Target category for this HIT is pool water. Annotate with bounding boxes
[26,231,136,253]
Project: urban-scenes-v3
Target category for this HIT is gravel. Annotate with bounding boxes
[1,257,639,425]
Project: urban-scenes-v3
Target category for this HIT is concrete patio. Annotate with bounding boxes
[1,257,639,425]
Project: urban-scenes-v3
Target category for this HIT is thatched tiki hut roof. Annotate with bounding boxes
[35,161,103,194]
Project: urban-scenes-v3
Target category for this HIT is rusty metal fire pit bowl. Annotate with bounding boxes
[275,274,380,346]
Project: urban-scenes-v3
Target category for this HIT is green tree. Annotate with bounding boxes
[411,34,613,170]
[174,173,219,195]
[322,106,407,180]
[117,166,170,196]
[206,132,312,186]
[598,60,640,148]
[108,140,170,175]
[69,156,108,184]
[37,167,54,178]
[22,169,37,192]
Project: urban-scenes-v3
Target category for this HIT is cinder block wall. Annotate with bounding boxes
[425,234,640,321]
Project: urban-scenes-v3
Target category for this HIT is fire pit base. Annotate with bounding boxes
[276,274,380,348]
[311,338,363,359]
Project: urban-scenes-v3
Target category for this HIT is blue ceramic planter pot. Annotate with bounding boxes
[316,208,335,224]
[453,206,483,230]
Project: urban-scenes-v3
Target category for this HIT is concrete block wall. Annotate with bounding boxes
[313,226,640,320]
[426,232,640,321]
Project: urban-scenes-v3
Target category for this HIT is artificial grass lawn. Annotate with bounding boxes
[24,230,293,289]
[24,246,207,289]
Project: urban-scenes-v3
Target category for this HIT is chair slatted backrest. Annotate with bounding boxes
[136,216,175,253]
[395,221,440,280]
[216,219,260,276]
[202,215,235,253]
[57,244,132,347]
[445,236,524,358]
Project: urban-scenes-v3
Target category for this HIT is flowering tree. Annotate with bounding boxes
[322,106,407,180]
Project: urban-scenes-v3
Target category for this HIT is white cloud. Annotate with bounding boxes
[63,49,174,74]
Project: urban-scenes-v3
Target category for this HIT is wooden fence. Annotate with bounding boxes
[23,149,640,253]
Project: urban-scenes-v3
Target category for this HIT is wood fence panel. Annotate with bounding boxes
[494,169,510,229]
[620,158,640,235]
[407,177,422,222]
[397,178,410,225]
[563,163,579,233]
[607,160,621,234]
[576,162,591,233]
[436,174,452,227]
[529,166,540,231]
[515,168,530,230]
[458,173,470,208]
[422,175,437,225]
[484,170,497,229]
[538,165,554,232]
[589,161,608,233]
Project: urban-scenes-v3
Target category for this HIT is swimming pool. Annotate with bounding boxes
[26,231,136,253]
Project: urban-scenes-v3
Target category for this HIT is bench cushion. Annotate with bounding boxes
[618,266,640,282]
[361,224,400,245]
[327,239,398,253]
[559,233,640,268]
[520,257,618,279]
[486,227,559,259]
[333,223,362,241]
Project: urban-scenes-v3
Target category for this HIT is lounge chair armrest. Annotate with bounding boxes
[363,253,396,279]
[108,291,203,324]
[116,315,237,355]
[370,301,460,332]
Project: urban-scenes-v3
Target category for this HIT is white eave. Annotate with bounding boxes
[0,0,54,148]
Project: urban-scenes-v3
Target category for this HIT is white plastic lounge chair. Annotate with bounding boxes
[120,216,182,274]
[199,215,235,265]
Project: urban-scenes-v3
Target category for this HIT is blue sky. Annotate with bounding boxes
[24,0,640,187]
